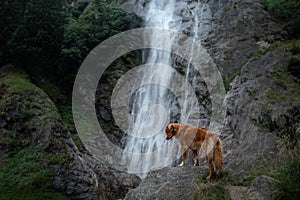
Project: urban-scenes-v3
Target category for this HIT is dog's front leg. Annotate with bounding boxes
[179,147,188,167]
[193,150,200,166]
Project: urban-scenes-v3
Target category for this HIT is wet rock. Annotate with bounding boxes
[99,107,112,121]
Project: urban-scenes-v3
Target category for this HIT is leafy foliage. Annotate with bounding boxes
[262,0,300,38]
[60,0,138,91]
[0,0,65,79]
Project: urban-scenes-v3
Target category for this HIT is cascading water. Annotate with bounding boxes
[122,0,204,177]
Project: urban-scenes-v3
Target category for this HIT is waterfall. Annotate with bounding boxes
[122,0,203,178]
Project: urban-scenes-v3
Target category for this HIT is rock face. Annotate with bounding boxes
[124,166,206,200]
[0,65,140,200]
[119,0,299,199]
[248,175,278,200]
[121,0,297,175]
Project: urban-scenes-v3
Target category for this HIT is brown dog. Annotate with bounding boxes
[165,123,223,180]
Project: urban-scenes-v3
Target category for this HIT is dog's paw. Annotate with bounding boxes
[178,162,184,167]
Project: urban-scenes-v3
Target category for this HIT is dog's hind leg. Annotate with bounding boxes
[179,147,188,167]
[205,155,214,180]
[214,138,223,176]
[192,150,199,166]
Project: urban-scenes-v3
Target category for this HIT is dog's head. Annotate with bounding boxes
[165,123,178,140]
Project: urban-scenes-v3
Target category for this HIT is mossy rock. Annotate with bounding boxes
[0,65,70,199]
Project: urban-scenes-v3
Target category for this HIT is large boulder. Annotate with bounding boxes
[124,166,206,200]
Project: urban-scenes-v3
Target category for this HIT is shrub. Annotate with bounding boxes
[274,158,300,199]
[262,0,300,38]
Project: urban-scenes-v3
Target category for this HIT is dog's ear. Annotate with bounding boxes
[165,124,169,133]
[170,124,174,133]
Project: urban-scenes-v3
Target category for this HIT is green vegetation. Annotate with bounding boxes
[288,56,300,79]
[190,181,230,200]
[189,172,231,200]
[0,66,71,198]
[1,66,39,93]
[0,65,60,122]
[273,158,300,199]
[0,0,65,79]
[263,53,300,112]
[0,0,139,94]
[60,0,139,92]
[223,71,239,92]
[262,0,300,38]
[188,156,300,199]
[0,146,68,200]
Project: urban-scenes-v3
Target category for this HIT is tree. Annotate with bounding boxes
[59,0,136,91]
[0,0,25,66]
[263,0,300,38]
[6,0,65,79]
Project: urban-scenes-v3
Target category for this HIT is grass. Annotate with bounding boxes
[0,65,61,123]
[1,69,38,93]
[189,172,231,200]
[273,158,300,199]
[0,146,68,200]
[0,65,70,199]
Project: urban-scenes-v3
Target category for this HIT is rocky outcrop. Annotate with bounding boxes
[124,166,206,200]
[0,65,140,200]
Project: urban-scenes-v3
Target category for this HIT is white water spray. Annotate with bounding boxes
[122,0,203,177]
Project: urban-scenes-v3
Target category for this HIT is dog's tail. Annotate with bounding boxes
[213,137,223,175]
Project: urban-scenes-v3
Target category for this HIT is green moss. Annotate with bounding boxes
[0,129,31,151]
[1,70,38,93]
[0,66,61,128]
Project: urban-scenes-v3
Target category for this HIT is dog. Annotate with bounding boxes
[165,123,223,180]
